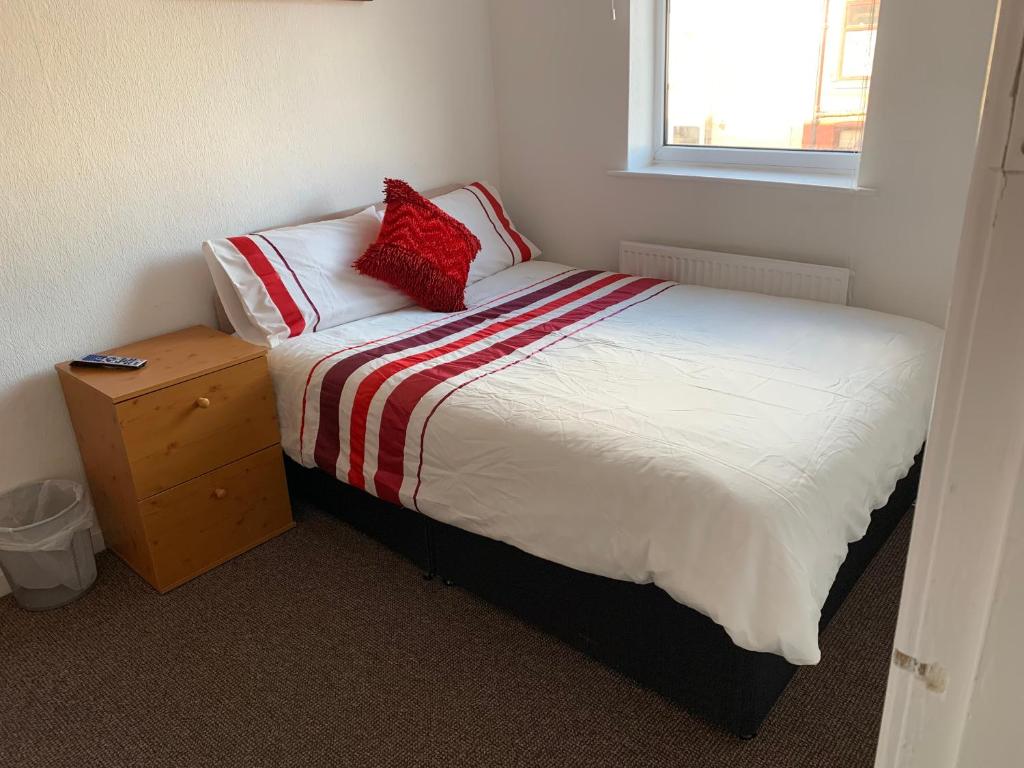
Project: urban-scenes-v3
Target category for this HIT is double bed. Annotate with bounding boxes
[263,259,941,735]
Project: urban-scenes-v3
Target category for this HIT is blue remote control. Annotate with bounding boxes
[70,354,148,370]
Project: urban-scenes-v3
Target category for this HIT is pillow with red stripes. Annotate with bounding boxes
[427,182,541,283]
[203,207,412,346]
[354,179,482,312]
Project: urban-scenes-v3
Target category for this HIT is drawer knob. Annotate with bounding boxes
[196,397,211,409]
[213,488,227,500]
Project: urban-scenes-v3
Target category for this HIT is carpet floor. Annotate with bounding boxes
[0,500,910,768]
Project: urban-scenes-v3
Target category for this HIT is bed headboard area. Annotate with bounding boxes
[213,296,235,335]
[209,183,463,337]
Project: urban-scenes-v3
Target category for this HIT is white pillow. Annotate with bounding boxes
[204,250,268,346]
[203,207,412,346]
[428,182,541,283]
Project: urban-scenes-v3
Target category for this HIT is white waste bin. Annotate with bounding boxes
[0,480,97,610]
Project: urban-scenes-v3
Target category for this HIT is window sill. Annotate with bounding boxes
[609,163,876,194]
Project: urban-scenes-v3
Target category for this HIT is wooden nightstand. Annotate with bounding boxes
[56,326,294,593]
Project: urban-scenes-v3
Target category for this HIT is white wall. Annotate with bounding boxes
[0,0,499,595]
[488,0,998,327]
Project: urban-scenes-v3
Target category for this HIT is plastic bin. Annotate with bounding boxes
[0,480,97,611]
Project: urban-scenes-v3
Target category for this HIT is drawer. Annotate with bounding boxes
[140,446,294,591]
[118,358,280,498]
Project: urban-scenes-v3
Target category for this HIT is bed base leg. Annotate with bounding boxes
[421,518,455,585]
[422,519,438,581]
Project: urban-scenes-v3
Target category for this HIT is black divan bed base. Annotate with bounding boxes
[285,455,921,738]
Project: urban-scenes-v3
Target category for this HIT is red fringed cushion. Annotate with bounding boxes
[355,179,482,312]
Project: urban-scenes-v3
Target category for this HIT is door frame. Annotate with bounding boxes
[875,2,1024,766]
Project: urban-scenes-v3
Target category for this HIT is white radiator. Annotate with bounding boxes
[619,241,851,305]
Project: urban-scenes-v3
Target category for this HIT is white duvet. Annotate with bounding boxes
[268,261,942,665]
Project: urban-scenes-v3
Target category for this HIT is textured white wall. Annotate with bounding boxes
[0,0,499,595]
[488,0,998,327]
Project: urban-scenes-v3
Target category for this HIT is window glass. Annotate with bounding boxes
[665,0,881,153]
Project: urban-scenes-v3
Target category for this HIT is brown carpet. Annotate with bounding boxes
[0,501,909,768]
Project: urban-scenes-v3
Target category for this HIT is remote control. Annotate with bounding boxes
[70,354,148,370]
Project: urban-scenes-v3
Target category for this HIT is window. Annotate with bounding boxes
[656,0,881,173]
[840,1,880,79]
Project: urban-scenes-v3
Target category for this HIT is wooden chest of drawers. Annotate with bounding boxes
[56,326,294,592]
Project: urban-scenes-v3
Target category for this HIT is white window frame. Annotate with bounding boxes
[652,0,862,175]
